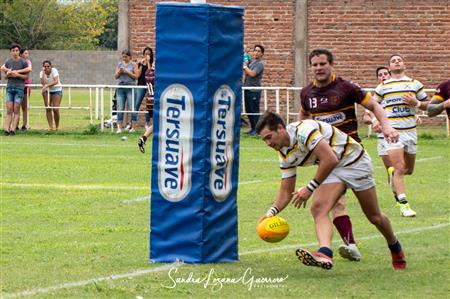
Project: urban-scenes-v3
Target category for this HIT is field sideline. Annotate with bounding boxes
[1,130,449,298]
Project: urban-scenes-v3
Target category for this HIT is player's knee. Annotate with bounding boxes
[333,201,346,214]
[310,204,320,218]
[310,202,327,218]
[393,163,406,175]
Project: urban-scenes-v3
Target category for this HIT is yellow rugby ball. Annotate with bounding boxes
[256,216,289,243]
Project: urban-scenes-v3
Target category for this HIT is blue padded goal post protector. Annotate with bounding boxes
[150,2,244,263]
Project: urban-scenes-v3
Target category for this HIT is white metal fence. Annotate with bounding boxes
[1,84,448,136]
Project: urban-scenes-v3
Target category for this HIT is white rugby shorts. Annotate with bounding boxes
[322,151,375,192]
[385,130,417,154]
[377,137,388,156]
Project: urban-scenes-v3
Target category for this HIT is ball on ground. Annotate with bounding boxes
[256,216,289,243]
[121,136,127,141]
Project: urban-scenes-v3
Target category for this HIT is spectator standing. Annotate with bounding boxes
[40,60,63,131]
[1,44,31,135]
[133,47,154,131]
[114,49,138,134]
[19,48,32,130]
[243,44,265,136]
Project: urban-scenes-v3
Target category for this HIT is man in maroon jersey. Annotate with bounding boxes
[299,49,398,263]
[427,80,450,126]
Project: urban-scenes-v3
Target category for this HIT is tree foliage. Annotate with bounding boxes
[0,0,118,50]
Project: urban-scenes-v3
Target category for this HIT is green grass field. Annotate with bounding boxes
[1,127,449,298]
[0,88,120,132]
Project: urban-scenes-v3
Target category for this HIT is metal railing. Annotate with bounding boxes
[1,84,448,136]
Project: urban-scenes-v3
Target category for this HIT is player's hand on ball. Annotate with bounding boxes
[257,213,270,226]
[292,186,312,208]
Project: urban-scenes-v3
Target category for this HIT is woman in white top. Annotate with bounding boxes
[40,60,62,131]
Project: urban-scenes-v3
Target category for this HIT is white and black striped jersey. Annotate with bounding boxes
[374,76,427,131]
[278,120,365,179]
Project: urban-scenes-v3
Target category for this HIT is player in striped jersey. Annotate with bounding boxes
[300,49,399,262]
[374,54,429,217]
[256,111,406,271]
[427,79,450,123]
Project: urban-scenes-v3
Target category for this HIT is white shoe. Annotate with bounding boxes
[129,128,135,133]
[116,128,122,134]
[125,124,132,131]
[338,243,361,261]
[398,202,416,217]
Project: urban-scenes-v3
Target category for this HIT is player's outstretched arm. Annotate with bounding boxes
[363,98,398,142]
[427,98,448,117]
[257,176,296,223]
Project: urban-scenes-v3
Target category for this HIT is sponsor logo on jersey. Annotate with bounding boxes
[384,97,403,105]
[392,106,412,114]
[210,85,235,202]
[158,84,193,202]
[314,112,345,125]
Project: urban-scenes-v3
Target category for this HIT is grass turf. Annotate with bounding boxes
[0,128,449,298]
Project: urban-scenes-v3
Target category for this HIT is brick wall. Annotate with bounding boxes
[128,0,449,127]
[128,0,296,87]
[129,0,449,89]
[308,0,450,89]
[0,50,119,85]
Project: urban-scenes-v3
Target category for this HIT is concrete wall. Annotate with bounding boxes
[0,50,121,85]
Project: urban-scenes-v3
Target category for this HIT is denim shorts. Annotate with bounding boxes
[50,90,63,97]
[6,86,24,104]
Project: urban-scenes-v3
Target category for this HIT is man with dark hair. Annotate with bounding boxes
[0,44,31,135]
[243,44,265,136]
[374,54,429,217]
[299,49,398,261]
[256,111,406,271]
[363,66,392,168]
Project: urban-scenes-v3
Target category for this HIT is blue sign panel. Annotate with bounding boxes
[150,2,243,263]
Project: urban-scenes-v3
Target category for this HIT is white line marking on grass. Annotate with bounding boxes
[119,181,261,205]
[121,196,149,204]
[1,183,149,191]
[0,263,182,299]
[238,180,262,185]
[2,181,261,192]
[2,222,448,299]
[374,156,442,169]
[240,222,450,256]
[416,156,442,162]
[1,141,136,148]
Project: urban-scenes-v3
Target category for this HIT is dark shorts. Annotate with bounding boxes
[6,86,24,104]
